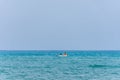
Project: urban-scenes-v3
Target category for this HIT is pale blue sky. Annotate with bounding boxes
[0,0,120,50]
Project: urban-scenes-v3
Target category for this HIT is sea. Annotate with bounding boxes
[0,50,120,80]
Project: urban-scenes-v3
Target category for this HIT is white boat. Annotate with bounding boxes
[58,54,67,57]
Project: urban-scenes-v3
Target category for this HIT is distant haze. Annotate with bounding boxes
[0,0,120,50]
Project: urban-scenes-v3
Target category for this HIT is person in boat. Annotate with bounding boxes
[63,52,67,56]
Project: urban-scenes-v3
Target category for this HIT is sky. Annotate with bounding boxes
[0,0,120,50]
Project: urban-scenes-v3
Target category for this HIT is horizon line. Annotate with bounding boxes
[0,50,120,51]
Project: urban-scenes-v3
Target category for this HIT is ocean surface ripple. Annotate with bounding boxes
[0,50,120,80]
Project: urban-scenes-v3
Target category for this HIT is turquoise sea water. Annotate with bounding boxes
[0,50,120,80]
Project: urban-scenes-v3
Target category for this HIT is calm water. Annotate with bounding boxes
[0,50,120,80]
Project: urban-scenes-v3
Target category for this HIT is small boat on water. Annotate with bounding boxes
[58,52,68,57]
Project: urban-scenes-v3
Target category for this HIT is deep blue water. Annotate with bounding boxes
[0,50,120,80]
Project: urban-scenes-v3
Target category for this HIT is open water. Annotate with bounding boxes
[0,50,120,80]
